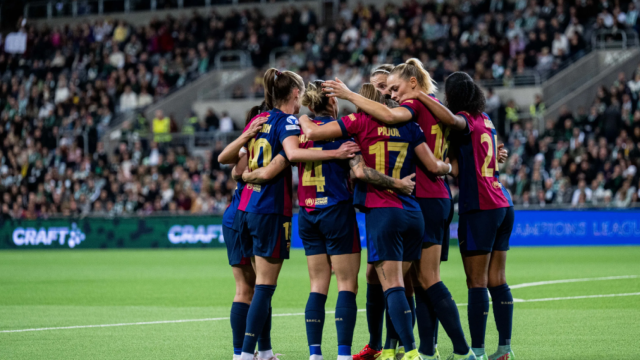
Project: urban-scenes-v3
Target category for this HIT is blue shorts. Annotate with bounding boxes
[299,202,361,256]
[365,208,424,263]
[233,210,292,259]
[459,207,515,253]
[223,224,251,266]
[417,197,454,261]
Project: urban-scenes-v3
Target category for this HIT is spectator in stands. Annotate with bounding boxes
[152,109,171,143]
[120,86,138,112]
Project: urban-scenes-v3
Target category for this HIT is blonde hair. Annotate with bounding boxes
[390,58,437,94]
[357,83,385,113]
[263,68,305,110]
[301,80,331,114]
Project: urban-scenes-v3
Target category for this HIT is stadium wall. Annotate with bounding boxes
[3,210,639,250]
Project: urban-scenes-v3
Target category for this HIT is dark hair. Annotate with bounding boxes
[263,68,304,110]
[301,80,331,115]
[245,101,268,127]
[444,72,485,115]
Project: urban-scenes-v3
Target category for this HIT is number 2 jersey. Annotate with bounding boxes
[338,112,425,211]
[400,97,450,199]
[297,116,353,210]
[238,108,301,217]
[455,112,513,214]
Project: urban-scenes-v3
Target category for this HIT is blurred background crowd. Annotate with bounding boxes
[0,0,639,218]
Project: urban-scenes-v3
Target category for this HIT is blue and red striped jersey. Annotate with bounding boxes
[238,108,300,216]
[297,116,353,210]
[338,112,425,211]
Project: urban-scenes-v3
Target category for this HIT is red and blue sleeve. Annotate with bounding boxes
[458,111,474,136]
[399,100,418,121]
[410,123,427,149]
[338,113,363,138]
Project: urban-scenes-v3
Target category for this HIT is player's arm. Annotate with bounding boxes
[241,154,290,184]
[415,92,467,131]
[282,136,360,162]
[415,142,452,176]
[298,114,343,141]
[322,79,412,124]
[231,150,248,181]
[450,156,459,177]
[217,117,268,164]
[349,155,415,195]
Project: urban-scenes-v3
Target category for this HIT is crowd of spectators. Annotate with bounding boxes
[494,65,640,208]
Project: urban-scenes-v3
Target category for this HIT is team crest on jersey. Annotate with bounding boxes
[492,181,502,189]
[305,198,315,207]
[348,114,357,121]
[484,119,495,129]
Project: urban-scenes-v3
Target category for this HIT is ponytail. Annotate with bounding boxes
[263,68,304,110]
[390,58,437,94]
[301,80,331,115]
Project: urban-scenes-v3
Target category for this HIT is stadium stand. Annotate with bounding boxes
[0,0,639,219]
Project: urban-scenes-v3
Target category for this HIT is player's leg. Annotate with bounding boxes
[392,272,415,360]
[241,214,290,360]
[487,207,515,360]
[300,209,330,360]
[230,265,256,359]
[306,254,332,360]
[331,252,360,360]
[353,264,385,360]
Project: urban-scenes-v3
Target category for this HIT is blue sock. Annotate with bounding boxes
[427,282,469,355]
[414,286,438,356]
[230,302,250,356]
[468,287,489,349]
[305,292,327,356]
[257,306,272,351]
[242,285,276,355]
[384,287,416,352]
[366,284,385,351]
[336,291,357,356]
[489,284,514,346]
[396,295,415,349]
[384,308,399,350]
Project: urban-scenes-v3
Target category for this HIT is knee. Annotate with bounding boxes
[488,274,507,288]
[235,285,254,302]
[466,276,488,289]
[366,266,380,284]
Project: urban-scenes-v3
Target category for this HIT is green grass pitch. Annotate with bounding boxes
[1,247,639,359]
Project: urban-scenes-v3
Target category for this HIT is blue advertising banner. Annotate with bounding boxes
[290,210,640,249]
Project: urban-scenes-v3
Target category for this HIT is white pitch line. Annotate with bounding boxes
[510,275,639,289]
[2,292,640,334]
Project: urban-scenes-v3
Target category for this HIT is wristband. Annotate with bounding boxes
[447,163,452,174]
[239,147,248,155]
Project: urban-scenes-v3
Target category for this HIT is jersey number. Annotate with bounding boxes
[431,124,451,160]
[248,138,272,171]
[369,141,408,179]
[302,148,325,191]
[480,133,499,177]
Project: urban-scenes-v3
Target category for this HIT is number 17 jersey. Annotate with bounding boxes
[338,112,425,211]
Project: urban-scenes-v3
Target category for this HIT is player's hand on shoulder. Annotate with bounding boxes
[396,173,416,195]
[335,141,360,159]
[245,116,268,137]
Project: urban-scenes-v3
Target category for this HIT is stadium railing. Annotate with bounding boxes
[104,131,243,154]
[24,0,314,19]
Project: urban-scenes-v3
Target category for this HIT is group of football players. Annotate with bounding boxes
[218,59,516,360]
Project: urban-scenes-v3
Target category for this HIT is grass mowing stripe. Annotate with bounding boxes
[3,292,639,334]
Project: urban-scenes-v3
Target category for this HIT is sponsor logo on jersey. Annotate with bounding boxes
[348,113,357,121]
[305,197,328,207]
[167,224,224,244]
[286,125,300,131]
[378,126,401,137]
[247,184,261,192]
[12,223,86,248]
